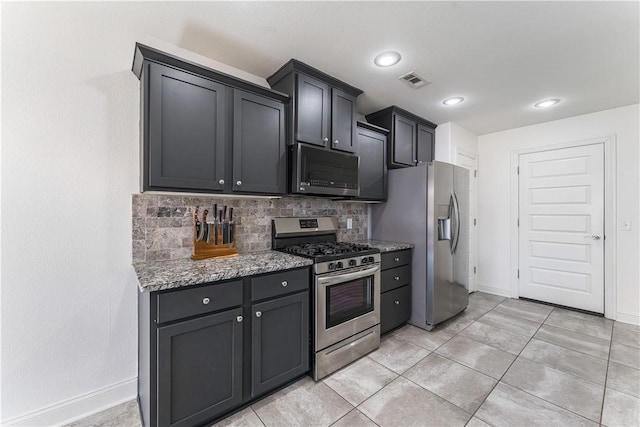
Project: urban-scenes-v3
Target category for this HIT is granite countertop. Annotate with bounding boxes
[356,239,414,253]
[134,250,313,292]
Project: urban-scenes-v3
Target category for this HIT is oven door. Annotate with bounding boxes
[315,264,380,351]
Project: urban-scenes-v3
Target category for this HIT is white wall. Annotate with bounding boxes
[477,104,640,324]
[0,3,269,424]
[435,122,478,162]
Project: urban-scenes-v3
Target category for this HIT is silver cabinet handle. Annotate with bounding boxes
[281,281,288,287]
[218,179,225,185]
[236,315,243,323]
[394,276,400,281]
[419,161,424,164]
[322,137,329,143]
[584,235,602,240]
[414,159,418,163]
[394,257,400,262]
[202,297,210,305]
[256,311,262,318]
[236,180,242,186]
[394,300,400,305]
[334,140,340,144]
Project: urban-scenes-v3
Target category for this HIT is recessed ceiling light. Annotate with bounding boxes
[443,97,464,106]
[374,51,401,67]
[534,98,560,108]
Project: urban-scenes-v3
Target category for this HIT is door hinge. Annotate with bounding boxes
[474,170,478,178]
[474,266,477,274]
[517,269,520,278]
[517,166,520,175]
[474,218,477,226]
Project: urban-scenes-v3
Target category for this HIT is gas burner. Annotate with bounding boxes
[283,242,375,259]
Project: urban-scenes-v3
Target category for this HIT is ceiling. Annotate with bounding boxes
[126,1,638,135]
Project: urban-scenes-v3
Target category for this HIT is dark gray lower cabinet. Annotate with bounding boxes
[157,309,243,427]
[138,267,311,427]
[251,292,309,397]
[379,249,412,334]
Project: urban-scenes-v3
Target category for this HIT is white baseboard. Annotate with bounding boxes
[476,284,512,298]
[616,311,640,326]
[2,377,137,426]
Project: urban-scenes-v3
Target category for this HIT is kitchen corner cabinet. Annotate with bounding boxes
[365,106,436,169]
[138,267,310,427]
[355,122,388,201]
[380,249,412,334]
[132,43,288,196]
[267,59,362,153]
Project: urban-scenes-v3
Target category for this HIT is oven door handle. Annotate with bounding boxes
[317,264,380,286]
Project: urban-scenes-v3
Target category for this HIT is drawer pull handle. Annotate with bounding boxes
[236,316,243,323]
[394,300,400,305]
[394,257,400,262]
[394,276,400,281]
[202,297,211,305]
[256,311,262,318]
[281,281,288,287]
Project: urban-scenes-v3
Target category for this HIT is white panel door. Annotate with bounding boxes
[456,150,478,292]
[518,143,604,313]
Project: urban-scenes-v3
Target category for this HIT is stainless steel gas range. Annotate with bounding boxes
[272,217,381,380]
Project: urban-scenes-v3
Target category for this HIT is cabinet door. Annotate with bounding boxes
[251,292,309,397]
[157,309,243,427]
[392,114,416,167]
[233,90,286,194]
[331,88,357,153]
[357,128,386,200]
[416,124,435,165]
[381,285,411,335]
[295,74,330,147]
[147,62,226,191]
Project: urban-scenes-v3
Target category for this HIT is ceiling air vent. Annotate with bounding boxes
[398,71,431,89]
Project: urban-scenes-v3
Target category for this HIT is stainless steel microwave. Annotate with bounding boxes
[290,143,359,197]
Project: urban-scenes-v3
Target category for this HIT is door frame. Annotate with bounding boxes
[455,148,479,292]
[509,136,617,319]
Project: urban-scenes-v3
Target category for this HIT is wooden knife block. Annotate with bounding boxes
[191,222,238,261]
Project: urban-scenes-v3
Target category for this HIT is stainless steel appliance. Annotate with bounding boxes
[272,217,380,380]
[290,143,360,197]
[371,161,469,330]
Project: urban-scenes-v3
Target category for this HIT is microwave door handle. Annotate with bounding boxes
[317,265,380,287]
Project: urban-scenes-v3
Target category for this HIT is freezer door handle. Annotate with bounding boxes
[452,191,461,254]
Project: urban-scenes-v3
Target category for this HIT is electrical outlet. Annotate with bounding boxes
[622,219,631,231]
[347,218,353,229]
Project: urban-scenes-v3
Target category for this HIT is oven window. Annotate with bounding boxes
[326,276,373,328]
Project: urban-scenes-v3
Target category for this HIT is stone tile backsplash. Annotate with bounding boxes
[132,194,368,263]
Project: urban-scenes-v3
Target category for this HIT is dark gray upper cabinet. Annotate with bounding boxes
[267,59,362,154]
[355,122,388,201]
[331,89,358,152]
[366,106,437,169]
[296,74,330,147]
[133,43,289,195]
[147,62,227,191]
[157,308,243,427]
[416,124,435,166]
[233,90,286,194]
[251,291,309,397]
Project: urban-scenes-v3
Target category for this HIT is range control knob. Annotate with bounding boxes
[336,262,343,269]
[368,256,375,263]
[328,262,335,271]
[349,259,357,267]
[361,257,368,264]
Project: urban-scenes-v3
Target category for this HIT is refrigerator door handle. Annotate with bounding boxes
[452,191,461,254]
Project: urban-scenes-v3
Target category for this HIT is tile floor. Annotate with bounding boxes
[69,293,640,427]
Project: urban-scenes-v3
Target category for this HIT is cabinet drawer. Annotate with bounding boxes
[381,249,412,270]
[381,265,411,293]
[251,268,310,301]
[157,280,243,324]
[381,285,411,335]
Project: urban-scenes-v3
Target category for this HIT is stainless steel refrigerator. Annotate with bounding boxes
[371,161,469,330]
